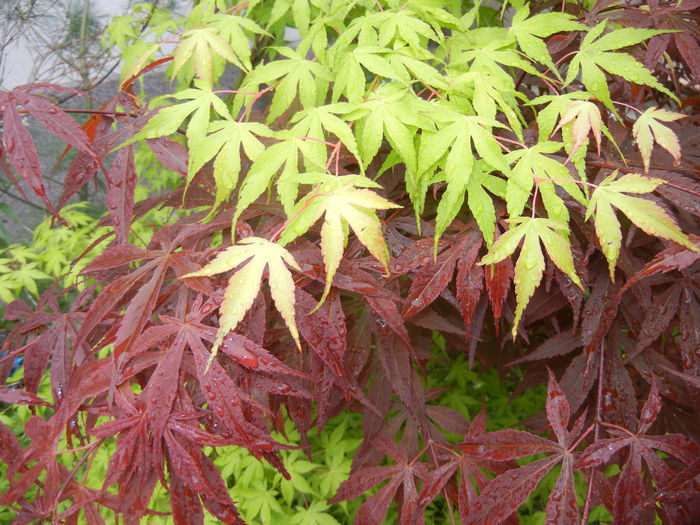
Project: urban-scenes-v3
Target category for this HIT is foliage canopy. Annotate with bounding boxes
[1,0,700,523]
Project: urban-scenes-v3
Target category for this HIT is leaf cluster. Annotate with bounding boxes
[1,0,700,524]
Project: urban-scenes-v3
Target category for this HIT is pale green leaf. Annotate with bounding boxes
[632,107,685,173]
[279,174,400,308]
[586,171,696,279]
[480,218,581,336]
[566,22,677,111]
[509,5,585,75]
[233,138,299,229]
[182,237,301,368]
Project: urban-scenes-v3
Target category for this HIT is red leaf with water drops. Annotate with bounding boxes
[296,288,347,377]
[147,137,188,177]
[331,434,430,525]
[402,246,459,319]
[546,368,570,446]
[621,234,700,293]
[0,421,22,465]
[577,377,700,522]
[219,332,310,379]
[0,102,64,222]
[456,235,485,335]
[19,92,97,159]
[106,146,137,244]
[170,468,205,525]
[484,257,513,324]
[460,372,582,525]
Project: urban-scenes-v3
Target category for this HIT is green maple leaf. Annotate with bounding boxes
[419,110,509,248]
[278,173,400,307]
[387,47,449,90]
[529,92,591,143]
[586,172,697,279]
[119,42,160,85]
[232,133,301,228]
[171,27,238,86]
[505,141,586,226]
[632,107,685,173]
[130,84,231,143]
[448,69,525,139]
[480,217,582,337]
[206,13,268,72]
[530,92,621,179]
[453,40,542,85]
[188,120,274,212]
[182,237,301,368]
[250,47,332,123]
[508,4,585,78]
[433,161,505,248]
[353,84,435,175]
[565,21,676,112]
[467,163,507,246]
[331,45,446,103]
[347,7,441,51]
[289,104,364,175]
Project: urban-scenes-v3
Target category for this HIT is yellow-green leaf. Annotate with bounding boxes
[182,237,301,369]
[586,171,696,279]
[279,174,400,307]
[172,27,238,86]
[480,218,581,337]
[632,107,685,173]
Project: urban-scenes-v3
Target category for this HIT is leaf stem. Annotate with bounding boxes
[611,100,642,115]
[269,186,330,243]
[238,82,278,122]
[598,419,634,437]
[492,135,526,149]
[213,89,260,96]
[581,343,606,525]
[224,1,249,15]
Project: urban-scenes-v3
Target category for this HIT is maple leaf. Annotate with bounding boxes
[621,234,700,293]
[247,46,332,123]
[351,83,435,188]
[206,13,268,72]
[182,237,301,367]
[171,27,239,87]
[632,106,685,173]
[585,172,697,279]
[129,83,231,143]
[565,22,676,112]
[188,119,273,211]
[330,434,430,525]
[418,107,509,245]
[403,228,482,319]
[480,217,582,337]
[230,131,305,226]
[415,408,512,522]
[0,85,99,222]
[505,141,586,226]
[554,99,603,159]
[448,69,525,139]
[460,370,586,525]
[452,39,542,87]
[507,5,585,77]
[279,173,400,306]
[577,378,700,523]
[287,103,365,187]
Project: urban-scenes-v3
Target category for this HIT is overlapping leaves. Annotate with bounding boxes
[183,237,301,366]
[279,173,400,306]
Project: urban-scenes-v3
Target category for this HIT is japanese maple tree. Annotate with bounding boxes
[1,0,699,523]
